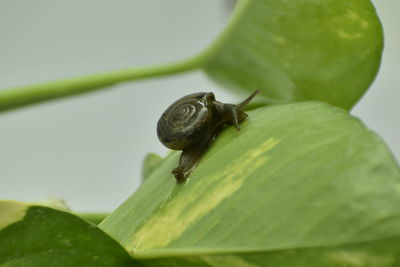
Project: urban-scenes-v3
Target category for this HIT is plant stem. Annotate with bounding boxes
[0,0,252,113]
[0,55,204,113]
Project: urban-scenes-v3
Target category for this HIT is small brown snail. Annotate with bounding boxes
[157,90,259,183]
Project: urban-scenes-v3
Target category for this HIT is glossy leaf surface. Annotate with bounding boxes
[100,102,400,266]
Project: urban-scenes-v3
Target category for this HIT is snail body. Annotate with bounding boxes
[157,90,259,183]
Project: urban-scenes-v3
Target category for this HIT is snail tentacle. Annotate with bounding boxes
[237,90,260,109]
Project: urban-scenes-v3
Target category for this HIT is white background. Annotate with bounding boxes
[0,1,398,212]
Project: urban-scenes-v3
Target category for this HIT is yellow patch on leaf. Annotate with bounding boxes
[127,138,279,253]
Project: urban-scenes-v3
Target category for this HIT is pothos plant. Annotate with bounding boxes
[1,0,399,266]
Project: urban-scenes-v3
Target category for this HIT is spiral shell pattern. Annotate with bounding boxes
[157,92,212,150]
[168,102,197,128]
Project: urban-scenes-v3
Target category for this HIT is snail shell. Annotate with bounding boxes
[157,92,215,150]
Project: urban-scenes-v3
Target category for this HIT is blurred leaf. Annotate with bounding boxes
[204,0,383,109]
[0,0,383,112]
[0,200,141,267]
[142,153,164,182]
[100,102,400,266]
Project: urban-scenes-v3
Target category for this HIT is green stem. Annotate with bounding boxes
[0,0,252,113]
[0,55,206,112]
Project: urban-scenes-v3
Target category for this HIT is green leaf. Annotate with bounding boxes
[74,213,109,225]
[141,237,400,267]
[204,0,383,109]
[0,200,141,267]
[99,102,400,266]
[141,153,164,182]
[0,0,382,112]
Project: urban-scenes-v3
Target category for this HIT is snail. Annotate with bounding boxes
[157,90,259,183]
